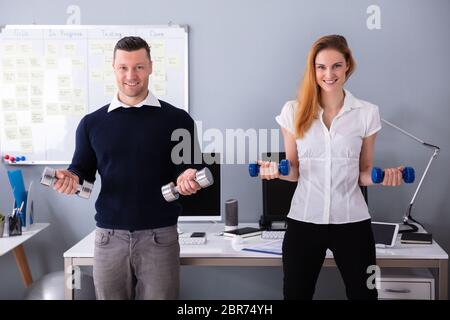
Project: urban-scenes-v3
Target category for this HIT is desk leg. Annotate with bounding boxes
[64,257,75,300]
[439,259,448,300]
[12,244,33,287]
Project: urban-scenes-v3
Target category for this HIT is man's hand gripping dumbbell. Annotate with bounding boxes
[161,168,213,202]
[40,167,94,199]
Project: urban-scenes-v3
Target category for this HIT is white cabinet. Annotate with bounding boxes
[379,269,435,300]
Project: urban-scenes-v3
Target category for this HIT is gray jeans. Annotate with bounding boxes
[93,225,180,300]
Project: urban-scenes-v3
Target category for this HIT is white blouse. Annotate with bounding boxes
[275,90,381,224]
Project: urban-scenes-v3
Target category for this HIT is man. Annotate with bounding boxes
[53,36,200,299]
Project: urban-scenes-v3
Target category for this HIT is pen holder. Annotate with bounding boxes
[8,214,22,236]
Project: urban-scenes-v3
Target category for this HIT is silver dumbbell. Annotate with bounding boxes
[40,167,94,199]
[161,167,214,202]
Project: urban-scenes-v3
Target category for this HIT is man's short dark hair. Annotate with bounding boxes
[114,36,151,62]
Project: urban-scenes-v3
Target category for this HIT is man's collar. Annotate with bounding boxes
[107,90,161,112]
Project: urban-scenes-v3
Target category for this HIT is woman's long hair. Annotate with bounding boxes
[294,35,356,138]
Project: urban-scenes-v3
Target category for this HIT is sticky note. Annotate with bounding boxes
[31,111,44,123]
[89,42,104,55]
[46,103,60,115]
[18,126,32,139]
[2,99,16,111]
[4,112,17,126]
[47,43,58,56]
[30,97,43,109]
[58,75,72,88]
[104,84,116,96]
[60,103,72,115]
[90,70,103,81]
[20,140,33,153]
[5,127,18,140]
[63,42,77,56]
[167,55,179,67]
[16,99,29,111]
[31,84,43,96]
[2,72,15,82]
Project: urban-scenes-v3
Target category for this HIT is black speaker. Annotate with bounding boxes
[224,199,238,231]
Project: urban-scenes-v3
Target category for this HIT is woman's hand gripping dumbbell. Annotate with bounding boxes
[40,167,94,199]
[161,168,213,202]
[371,166,415,186]
[248,160,290,179]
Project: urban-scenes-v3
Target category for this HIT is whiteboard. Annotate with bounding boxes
[0,25,189,164]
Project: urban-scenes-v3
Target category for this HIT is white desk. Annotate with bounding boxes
[63,223,448,300]
[1,223,49,287]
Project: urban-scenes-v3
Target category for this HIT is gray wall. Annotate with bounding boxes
[1,0,449,299]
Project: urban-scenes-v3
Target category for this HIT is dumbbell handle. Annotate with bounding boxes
[371,167,415,184]
[40,167,93,199]
[248,160,290,177]
[161,167,214,202]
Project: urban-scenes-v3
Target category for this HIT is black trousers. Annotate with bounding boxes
[282,218,378,300]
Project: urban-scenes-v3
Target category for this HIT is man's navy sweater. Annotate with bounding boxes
[68,100,197,230]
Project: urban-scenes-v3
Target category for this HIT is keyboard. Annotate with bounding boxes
[261,230,285,239]
[179,237,207,245]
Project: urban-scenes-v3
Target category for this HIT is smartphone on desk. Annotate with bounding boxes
[191,232,206,237]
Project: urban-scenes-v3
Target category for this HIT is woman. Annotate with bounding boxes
[259,35,404,300]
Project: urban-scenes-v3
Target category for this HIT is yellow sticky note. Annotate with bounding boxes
[58,75,72,88]
[19,126,32,139]
[15,57,29,69]
[2,99,16,111]
[2,72,15,82]
[167,55,179,68]
[16,71,29,83]
[90,70,103,81]
[89,42,104,55]
[30,71,44,83]
[3,43,16,55]
[46,103,60,115]
[47,43,58,56]
[2,58,15,69]
[72,58,84,69]
[72,88,85,100]
[103,41,115,54]
[16,84,29,97]
[16,99,29,111]
[104,84,116,96]
[20,140,33,153]
[29,57,42,68]
[18,42,32,55]
[30,97,43,109]
[58,88,72,101]
[46,57,58,69]
[5,127,18,140]
[150,41,165,56]
[152,82,166,96]
[60,103,72,115]
[31,111,44,123]
[73,103,86,115]
[63,43,77,56]
[31,84,43,96]
[4,112,17,126]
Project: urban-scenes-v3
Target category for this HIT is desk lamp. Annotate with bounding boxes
[381,118,440,233]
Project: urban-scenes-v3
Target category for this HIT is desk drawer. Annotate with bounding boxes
[379,280,433,300]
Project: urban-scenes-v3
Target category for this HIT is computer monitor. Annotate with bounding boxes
[178,153,221,221]
[259,152,368,229]
[260,152,297,229]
